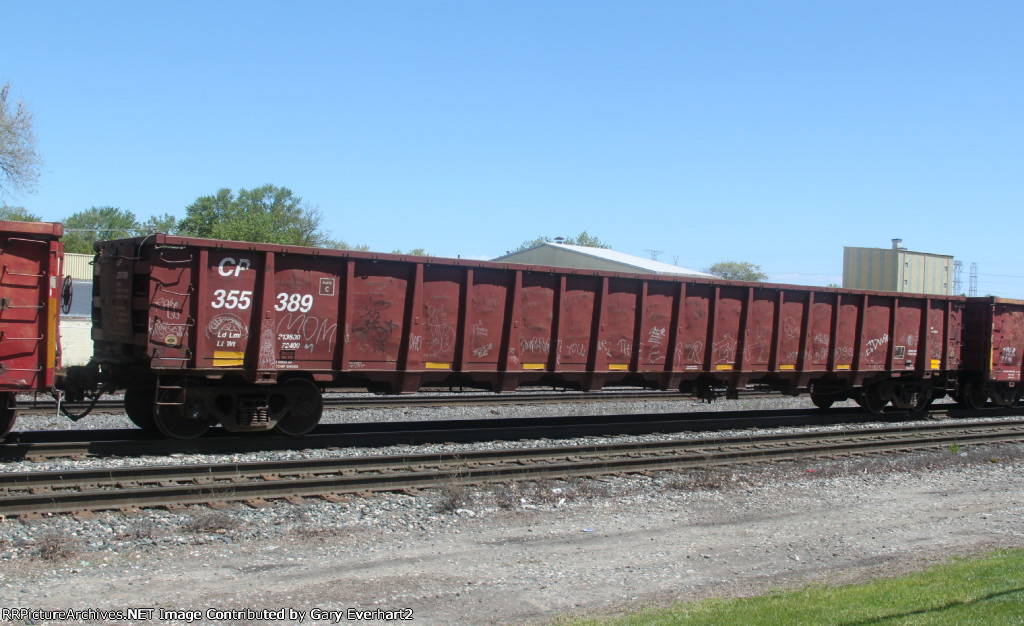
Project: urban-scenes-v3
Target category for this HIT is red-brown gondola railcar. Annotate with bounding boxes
[0,220,64,435]
[77,234,965,438]
[959,297,1024,408]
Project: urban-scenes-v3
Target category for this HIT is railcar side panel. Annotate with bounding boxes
[151,246,198,369]
[466,268,509,371]
[518,272,556,371]
[859,296,893,369]
[677,284,710,373]
[271,254,341,371]
[990,301,1024,382]
[603,278,639,371]
[0,220,63,393]
[742,290,775,371]
[638,281,675,372]
[777,292,806,371]
[710,286,743,372]
[348,260,408,369]
[834,297,859,370]
[963,297,1024,383]
[807,296,834,370]
[418,265,461,369]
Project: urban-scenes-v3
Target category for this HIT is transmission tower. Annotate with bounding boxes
[953,260,963,294]
[644,250,663,262]
[969,262,978,297]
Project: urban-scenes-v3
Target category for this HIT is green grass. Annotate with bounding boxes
[570,550,1024,625]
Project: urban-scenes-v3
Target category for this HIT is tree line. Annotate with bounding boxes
[0,185,367,254]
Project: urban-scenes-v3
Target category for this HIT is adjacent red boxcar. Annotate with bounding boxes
[78,234,967,437]
[959,296,1024,407]
[0,220,64,435]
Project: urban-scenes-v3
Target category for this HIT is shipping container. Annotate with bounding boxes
[76,235,967,437]
[0,220,64,435]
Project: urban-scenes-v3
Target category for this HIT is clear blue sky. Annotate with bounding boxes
[4,2,1022,294]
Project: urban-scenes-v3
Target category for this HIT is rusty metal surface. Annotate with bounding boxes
[88,234,969,396]
[963,297,1024,382]
[0,221,63,393]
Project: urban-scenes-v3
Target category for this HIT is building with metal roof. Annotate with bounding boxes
[843,239,954,296]
[493,242,714,277]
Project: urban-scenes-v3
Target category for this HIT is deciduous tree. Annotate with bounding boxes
[0,205,41,221]
[180,185,354,248]
[706,261,769,282]
[0,83,41,198]
[62,206,138,254]
[514,231,610,252]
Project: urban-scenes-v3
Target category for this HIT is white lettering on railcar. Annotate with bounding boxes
[218,257,251,277]
[865,334,889,358]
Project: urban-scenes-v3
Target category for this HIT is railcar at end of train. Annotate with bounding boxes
[0,220,65,436]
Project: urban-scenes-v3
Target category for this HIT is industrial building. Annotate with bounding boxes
[494,241,713,277]
[842,239,954,296]
[59,253,94,366]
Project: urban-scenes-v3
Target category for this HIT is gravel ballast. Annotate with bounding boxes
[2,395,1023,624]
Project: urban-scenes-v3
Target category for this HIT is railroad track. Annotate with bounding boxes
[12,388,752,417]
[6,405,1017,461]
[3,419,1023,517]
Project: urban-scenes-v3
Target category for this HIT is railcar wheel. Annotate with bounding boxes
[991,384,1019,408]
[0,392,17,437]
[810,393,834,410]
[273,379,323,436]
[889,384,930,413]
[154,383,210,439]
[959,382,988,410]
[860,386,886,415]
[123,387,159,433]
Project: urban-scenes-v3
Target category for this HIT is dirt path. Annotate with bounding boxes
[2,453,1022,624]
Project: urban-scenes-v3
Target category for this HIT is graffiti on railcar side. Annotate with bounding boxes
[743,326,772,362]
[259,328,275,369]
[647,327,667,363]
[783,317,800,339]
[353,301,399,354]
[674,340,703,365]
[425,305,456,353]
[712,334,737,362]
[563,342,587,360]
[150,318,187,346]
[521,336,552,355]
[277,311,339,352]
[472,343,494,358]
[865,334,889,358]
[154,297,182,320]
[469,321,492,359]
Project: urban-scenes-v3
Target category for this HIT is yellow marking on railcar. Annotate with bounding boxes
[715,364,734,371]
[522,363,546,370]
[608,363,629,371]
[836,364,851,370]
[931,359,941,370]
[212,351,245,367]
[425,361,451,370]
[47,296,58,370]
[779,364,795,370]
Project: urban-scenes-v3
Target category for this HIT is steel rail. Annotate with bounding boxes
[12,389,700,416]
[4,405,1021,461]
[2,420,1023,517]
